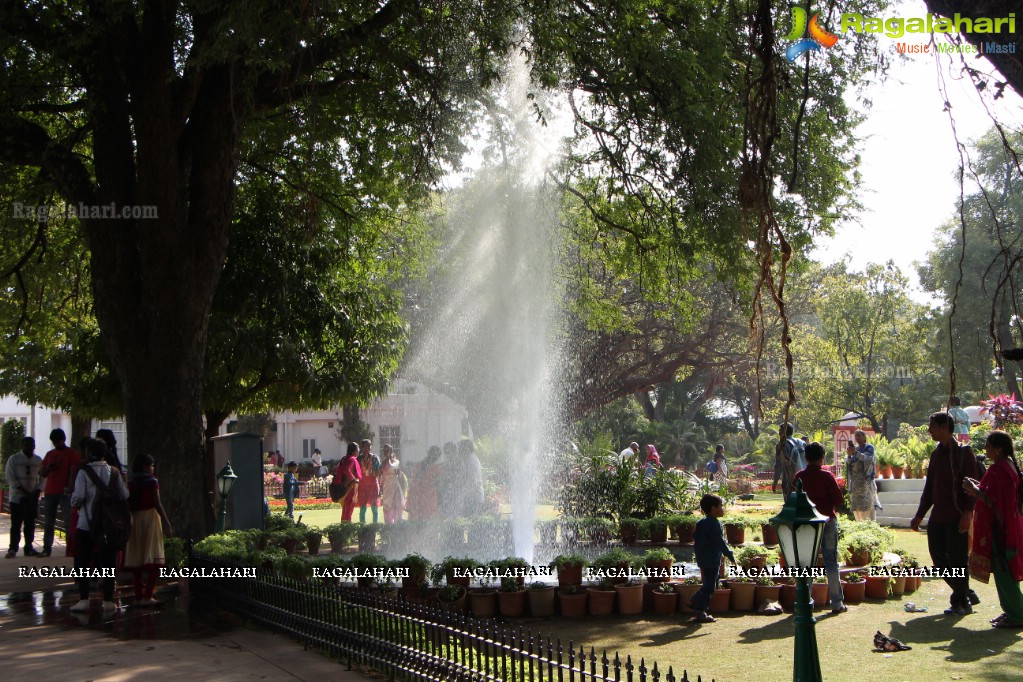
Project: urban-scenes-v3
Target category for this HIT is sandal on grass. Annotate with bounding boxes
[991,613,1009,624]
[992,619,1023,628]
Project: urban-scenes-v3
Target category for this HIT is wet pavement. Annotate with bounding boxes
[0,514,373,681]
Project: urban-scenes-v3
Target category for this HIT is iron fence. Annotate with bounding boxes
[189,553,713,682]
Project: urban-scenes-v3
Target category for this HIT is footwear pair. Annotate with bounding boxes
[943,603,973,616]
[830,602,848,614]
[23,547,39,557]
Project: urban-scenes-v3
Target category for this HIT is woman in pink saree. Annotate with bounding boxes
[964,430,1023,627]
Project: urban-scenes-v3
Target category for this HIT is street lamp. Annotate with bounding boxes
[770,479,828,682]
[216,462,238,533]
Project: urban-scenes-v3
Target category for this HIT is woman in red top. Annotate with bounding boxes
[333,442,362,522]
[356,439,381,524]
[965,430,1023,627]
[123,454,173,607]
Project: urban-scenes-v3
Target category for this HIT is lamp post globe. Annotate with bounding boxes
[216,462,238,532]
[770,479,828,682]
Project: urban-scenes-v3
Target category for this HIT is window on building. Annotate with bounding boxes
[97,420,128,462]
[302,438,316,460]
[379,425,401,458]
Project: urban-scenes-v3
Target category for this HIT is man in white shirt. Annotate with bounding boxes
[5,437,43,558]
[619,441,640,464]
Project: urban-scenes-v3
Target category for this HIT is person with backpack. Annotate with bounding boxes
[123,454,172,608]
[69,438,129,613]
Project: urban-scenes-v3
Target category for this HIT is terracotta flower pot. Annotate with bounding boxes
[891,466,904,479]
[864,574,889,599]
[498,589,526,617]
[674,583,701,612]
[810,581,829,608]
[761,524,780,547]
[672,522,696,545]
[904,573,921,593]
[890,575,907,597]
[651,589,678,615]
[842,579,866,604]
[724,523,745,546]
[587,587,616,616]
[729,581,757,611]
[306,535,322,555]
[780,583,797,611]
[469,589,497,618]
[904,467,915,479]
[754,583,782,606]
[439,587,467,612]
[446,568,472,589]
[645,559,674,583]
[558,589,587,617]
[846,549,871,567]
[879,465,893,479]
[648,525,668,544]
[615,583,644,615]
[282,538,298,555]
[557,563,584,588]
[742,557,767,571]
[527,586,556,617]
[708,587,731,614]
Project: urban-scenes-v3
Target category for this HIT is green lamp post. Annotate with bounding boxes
[770,479,828,682]
[216,462,239,533]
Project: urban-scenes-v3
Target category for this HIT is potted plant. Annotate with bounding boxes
[643,516,669,544]
[722,516,748,545]
[842,530,886,567]
[491,556,529,588]
[841,571,866,604]
[619,516,641,546]
[735,544,776,571]
[779,579,797,611]
[592,548,635,585]
[550,554,587,587]
[438,583,467,612]
[727,575,757,611]
[557,584,587,617]
[753,574,782,605]
[279,554,313,581]
[497,577,527,617]
[582,517,616,546]
[300,526,323,555]
[309,554,348,587]
[708,585,731,614]
[761,522,780,547]
[323,522,359,553]
[469,575,498,618]
[527,581,556,617]
[651,581,678,615]
[667,513,697,545]
[643,547,675,583]
[358,523,381,552]
[614,579,645,615]
[399,553,432,591]
[348,552,388,588]
[889,449,907,479]
[587,578,617,616]
[810,574,829,608]
[864,572,892,599]
[431,555,481,588]
[675,575,702,612]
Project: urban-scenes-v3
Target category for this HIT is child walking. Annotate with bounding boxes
[283,461,305,518]
[123,454,173,607]
[689,493,734,623]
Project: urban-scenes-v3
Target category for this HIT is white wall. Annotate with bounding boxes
[0,395,71,454]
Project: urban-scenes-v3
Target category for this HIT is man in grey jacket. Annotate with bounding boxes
[5,437,43,558]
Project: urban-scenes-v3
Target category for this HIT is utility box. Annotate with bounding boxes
[212,432,264,531]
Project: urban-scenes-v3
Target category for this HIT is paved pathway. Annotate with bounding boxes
[0,513,374,681]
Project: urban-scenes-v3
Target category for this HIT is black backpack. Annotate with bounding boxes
[82,465,133,550]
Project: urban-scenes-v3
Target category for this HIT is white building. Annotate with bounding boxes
[0,395,127,457]
[264,379,472,464]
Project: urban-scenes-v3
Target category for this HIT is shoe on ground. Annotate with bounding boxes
[967,590,981,606]
[5,549,17,559]
[993,619,1023,628]
[101,601,117,613]
[39,549,51,558]
[831,602,848,614]
[694,613,716,623]
[24,547,39,557]
[992,613,1008,624]
[943,604,971,616]
[69,600,91,613]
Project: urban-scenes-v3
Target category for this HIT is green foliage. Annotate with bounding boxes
[549,554,588,570]
[643,547,674,563]
[1,419,25,468]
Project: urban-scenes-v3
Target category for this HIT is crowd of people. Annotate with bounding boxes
[329,437,484,524]
[5,428,171,614]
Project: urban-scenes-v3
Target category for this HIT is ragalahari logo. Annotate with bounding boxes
[785,7,840,61]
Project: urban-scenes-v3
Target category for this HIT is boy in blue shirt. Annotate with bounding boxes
[689,493,735,623]
[283,461,305,518]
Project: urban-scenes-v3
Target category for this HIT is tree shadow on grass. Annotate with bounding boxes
[885,614,1020,663]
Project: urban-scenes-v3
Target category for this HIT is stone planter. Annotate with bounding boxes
[651,589,678,615]
[527,586,556,617]
[587,587,616,616]
[558,589,587,617]
[615,583,644,615]
[729,581,757,611]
